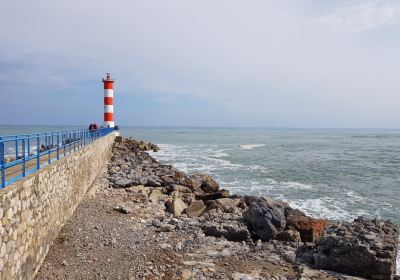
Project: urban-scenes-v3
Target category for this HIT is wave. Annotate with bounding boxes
[345,191,365,202]
[281,181,313,190]
[285,197,354,221]
[239,144,266,150]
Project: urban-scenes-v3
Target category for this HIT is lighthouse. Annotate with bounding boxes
[102,72,115,128]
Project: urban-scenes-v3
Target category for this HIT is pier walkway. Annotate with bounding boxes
[0,127,116,188]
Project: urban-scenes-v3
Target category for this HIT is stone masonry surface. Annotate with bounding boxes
[0,132,116,280]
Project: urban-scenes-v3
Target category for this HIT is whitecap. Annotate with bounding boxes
[248,165,270,173]
[239,144,266,150]
[210,151,230,158]
[345,191,365,202]
[285,197,353,221]
[281,181,313,190]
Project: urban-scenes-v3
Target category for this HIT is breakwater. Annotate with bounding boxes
[0,132,115,280]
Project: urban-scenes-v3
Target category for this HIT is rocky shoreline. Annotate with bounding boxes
[36,137,399,280]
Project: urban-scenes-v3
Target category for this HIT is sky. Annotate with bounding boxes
[0,0,399,128]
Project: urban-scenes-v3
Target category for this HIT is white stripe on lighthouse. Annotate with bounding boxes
[104,105,114,113]
[104,89,114,97]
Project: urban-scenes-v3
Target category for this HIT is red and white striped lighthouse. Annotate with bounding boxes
[102,72,115,128]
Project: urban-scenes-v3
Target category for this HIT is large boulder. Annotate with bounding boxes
[202,221,252,242]
[313,217,399,279]
[243,197,287,241]
[189,174,220,193]
[286,209,328,242]
[186,200,206,218]
[166,197,187,217]
[216,198,241,212]
[114,178,133,188]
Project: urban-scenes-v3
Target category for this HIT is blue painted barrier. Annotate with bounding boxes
[0,127,115,188]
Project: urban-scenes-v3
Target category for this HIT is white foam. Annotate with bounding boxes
[210,151,229,158]
[239,144,266,150]
[285,197,353,221]
[345,191,365,202]
[248,165,270,173]
[281,181,313,190]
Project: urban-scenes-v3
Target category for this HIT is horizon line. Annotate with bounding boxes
[1,124,400,131]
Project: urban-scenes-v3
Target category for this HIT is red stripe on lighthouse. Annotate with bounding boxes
[103,81,114,89]
[104,113,114,121]
[104,97,113,105]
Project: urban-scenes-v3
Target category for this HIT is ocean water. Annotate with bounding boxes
[1,126,399,272]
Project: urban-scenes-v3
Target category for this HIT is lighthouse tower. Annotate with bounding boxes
[102,72,115,128]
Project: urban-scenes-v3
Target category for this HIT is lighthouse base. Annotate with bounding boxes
[104,121,115,128]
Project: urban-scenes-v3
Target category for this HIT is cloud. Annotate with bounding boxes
[315,0,400,33]
[0,1,400,127]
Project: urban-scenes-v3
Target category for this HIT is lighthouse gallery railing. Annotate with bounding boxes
[0,127,116,188]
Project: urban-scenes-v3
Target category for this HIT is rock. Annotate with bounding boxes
[167,197,187,217]
[159,224,175,232]
[244,196,289,209]
[115,136,125,143]
[179,269,192,280]
[189,174,219,193]
[286,209,328,242]
[151,219,162,228]
[147,177,162,187]
[196,190,230,201]
[113,205,133,214]
[275,230,301,243]
[216,198,240,212]
[186,200,206,218]
[172,184,190,193]
[114,178,133,188]
[159,243,172,249]
[202,222,252,242]
[149,189,162,202]
[181,193,196,205]
[125,185,149,195]
[128,193,148,203]
[243,197,286,241]
[313,218,399,279]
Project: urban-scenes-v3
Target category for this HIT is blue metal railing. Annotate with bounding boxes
[0,127,116,188]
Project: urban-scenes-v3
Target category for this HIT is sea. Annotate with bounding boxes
[1,126,399,273]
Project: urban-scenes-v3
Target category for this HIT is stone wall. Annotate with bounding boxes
[0,133,115,280]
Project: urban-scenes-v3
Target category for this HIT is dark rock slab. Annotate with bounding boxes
[189,174,219,193]
[202,222,252,242]
[313,217,399,280]
[243,197,286,241]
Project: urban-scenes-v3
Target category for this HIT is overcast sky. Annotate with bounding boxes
[1,0,399,128]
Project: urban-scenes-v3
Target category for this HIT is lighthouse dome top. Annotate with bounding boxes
[102,72,114,82]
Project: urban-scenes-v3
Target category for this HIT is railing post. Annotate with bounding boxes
[22,139,26,177]
[15,136,18,160]
[51,133,54,161]
[63,132,66,156]
[57,134,60,160]
[0,141,5,188]
[47,136,51,164]
[27,138,30,157]
[36,135,40,170]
